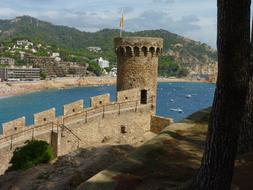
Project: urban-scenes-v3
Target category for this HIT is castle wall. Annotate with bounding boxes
[150,115,173,134]
[90,94,110,108]
[0,89,158,175]
[59,106,151,156]
[2,117,26,136]
[34,108,56,125]
[117,88,140,102]
[63,100,84,115]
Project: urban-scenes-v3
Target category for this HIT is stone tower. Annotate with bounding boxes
[114,37,163,113]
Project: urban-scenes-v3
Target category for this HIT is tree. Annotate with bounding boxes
[8,140,54,171]
[193,0,251,189]
[238,20,253,154]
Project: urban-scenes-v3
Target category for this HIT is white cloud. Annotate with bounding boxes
[0,0,218,47]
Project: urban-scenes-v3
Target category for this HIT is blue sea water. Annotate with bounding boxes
[0,82,215,133]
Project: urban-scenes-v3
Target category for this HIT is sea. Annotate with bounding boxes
[0,82,215,133]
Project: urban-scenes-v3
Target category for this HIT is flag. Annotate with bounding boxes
[120,13,124,30]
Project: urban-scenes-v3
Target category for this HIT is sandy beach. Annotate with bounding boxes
[0,76,210,98]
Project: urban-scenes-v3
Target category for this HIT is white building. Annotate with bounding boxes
[97,57,109,68]
[54,57,61,62]
[17,40,33,47]
[51,52,60,58]
[87,47,102,52]
[109,67,117,77]
[0,57,15,66]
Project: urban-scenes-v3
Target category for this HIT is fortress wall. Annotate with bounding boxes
[117,88,140,102]
[90,94,110,108]
[34,108,56,125]
[150,115,173,134]
[0,89,154,175]
[63,100,84,116]
[59,106,152,156]
[2,117,26,137]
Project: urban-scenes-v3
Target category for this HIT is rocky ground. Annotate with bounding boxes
[0,145,135,190]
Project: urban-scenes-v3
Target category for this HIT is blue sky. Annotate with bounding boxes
[0,0,217,47]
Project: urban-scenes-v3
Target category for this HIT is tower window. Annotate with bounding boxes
[141,90,148,104]
[142,46,148,56]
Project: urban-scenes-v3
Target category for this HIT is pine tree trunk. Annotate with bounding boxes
[238,29,253,154]
[194,0,251,189]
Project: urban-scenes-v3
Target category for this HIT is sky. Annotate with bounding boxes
[0,0,217,47]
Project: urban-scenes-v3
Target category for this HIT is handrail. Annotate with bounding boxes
[0,121,54,142]
[61,124,82,142]
[0,96,154,144]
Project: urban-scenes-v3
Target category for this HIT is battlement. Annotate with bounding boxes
[114,37,163,57]
[0,88,144,138]
[0,87,157,174]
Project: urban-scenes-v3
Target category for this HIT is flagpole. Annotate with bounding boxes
[120,9,124,37]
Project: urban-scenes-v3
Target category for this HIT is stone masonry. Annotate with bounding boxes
[0,37,170,175]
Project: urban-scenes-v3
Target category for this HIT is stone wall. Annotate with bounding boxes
[59,106,151,156]
[34,108,56,125]
[90,94,110,108]
[63,100,84,115]
[114,37,163,113]
[2,117,26,136]
[117,88,140,102]
[150,115,173,134]
[0,89,154,175]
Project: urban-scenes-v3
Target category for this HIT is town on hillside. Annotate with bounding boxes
[0,39,117,82]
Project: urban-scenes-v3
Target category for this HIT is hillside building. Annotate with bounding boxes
[17,40,33,47]
[97,57,109,68]
[0,57,15,66]
[87,47,102,52]
[0,67,40,81]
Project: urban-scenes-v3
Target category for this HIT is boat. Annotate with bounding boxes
[185,94,192,98]
[170,108,183,113]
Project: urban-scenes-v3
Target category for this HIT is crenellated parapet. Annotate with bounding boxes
[0,88,149,138]
[114,37,163,57]
[114,37,164,114]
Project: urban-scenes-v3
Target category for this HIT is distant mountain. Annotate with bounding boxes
[0,16,217,80]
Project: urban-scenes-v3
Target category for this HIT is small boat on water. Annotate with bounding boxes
[170,99,174,102]
[185,94,192,98]
[170,108,183,113]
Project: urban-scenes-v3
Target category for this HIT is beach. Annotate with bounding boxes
[0,76,210,98]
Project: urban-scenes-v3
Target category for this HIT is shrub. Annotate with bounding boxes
[40,71,47,80]
[8,140,54,171]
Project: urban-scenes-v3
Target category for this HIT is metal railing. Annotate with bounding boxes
[0,96,154,150]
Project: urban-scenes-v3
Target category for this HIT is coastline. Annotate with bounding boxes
[0,76,212,98]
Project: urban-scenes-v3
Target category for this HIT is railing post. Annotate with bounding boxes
[10,136,13,150]
[118,103,121,115]
[51,121,54,132]
[32,128,34,140]
[102,105,105,119]
[135,100,138,112]
[85,111,88,123]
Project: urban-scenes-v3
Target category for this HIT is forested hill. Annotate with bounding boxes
[0,16,217,79]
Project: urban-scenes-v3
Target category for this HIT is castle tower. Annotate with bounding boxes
[114,37,163,113]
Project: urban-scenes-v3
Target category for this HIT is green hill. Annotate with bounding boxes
[0,16,217,79]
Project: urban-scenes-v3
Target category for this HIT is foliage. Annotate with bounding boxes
[87,60,102,76]
[40,71,47,79]
[8,140,54,171]
[0,16,217,77]
[158,56,189,77]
